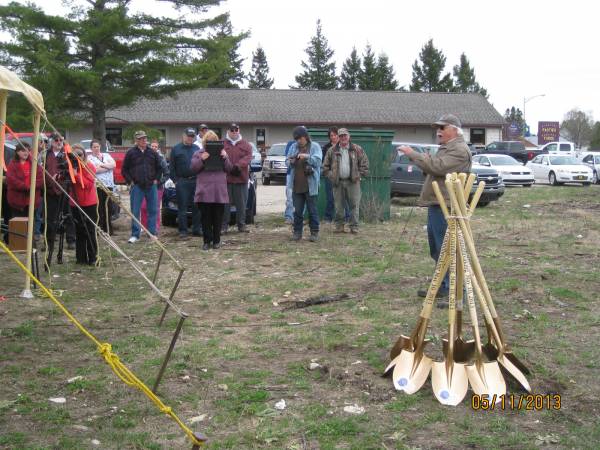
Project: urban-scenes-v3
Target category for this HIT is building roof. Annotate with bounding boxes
[107,89,504,127]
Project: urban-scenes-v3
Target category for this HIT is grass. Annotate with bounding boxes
[1,184,600,448]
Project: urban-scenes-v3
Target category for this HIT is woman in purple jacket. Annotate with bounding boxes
[190,131,232,250]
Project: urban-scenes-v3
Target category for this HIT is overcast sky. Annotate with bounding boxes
[10,0,600,131]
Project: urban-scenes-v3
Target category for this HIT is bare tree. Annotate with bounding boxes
[560,109,594,148]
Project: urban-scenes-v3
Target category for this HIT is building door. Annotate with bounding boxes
[256,128,266,149]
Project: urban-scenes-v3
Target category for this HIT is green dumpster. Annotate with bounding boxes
[307,128,394,221]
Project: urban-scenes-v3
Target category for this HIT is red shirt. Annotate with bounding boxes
[70,162,98,207]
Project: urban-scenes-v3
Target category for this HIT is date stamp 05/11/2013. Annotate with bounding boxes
[471,394,562,411]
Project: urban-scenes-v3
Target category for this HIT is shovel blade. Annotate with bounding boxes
[466,362,506,399]
[391,350,432,394]
[431,361,468,406]
[483,342,531,375]
[389,334,413,360]
[498,355,531,392]
[442,338,476,363]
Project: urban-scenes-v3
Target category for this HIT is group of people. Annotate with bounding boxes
[3,112,469,303]
[143,123,253,250]
[284,126,370,242]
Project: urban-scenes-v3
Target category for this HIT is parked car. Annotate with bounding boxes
[539,141,577,157]
[261,143,288,185]
[526,154,593,186]
[480,141,543,165]
[250,142,262,172]
[578,152,600,184]
[390,142,505,206]
[472,154,534,186]
[5,131,52,148]
[161,170,259,227]
[80,139,127,185]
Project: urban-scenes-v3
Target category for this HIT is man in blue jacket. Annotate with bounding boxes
[170,128,202,239]
[287,126,322,242]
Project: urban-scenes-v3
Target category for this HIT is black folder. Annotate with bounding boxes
[204,141,225,171]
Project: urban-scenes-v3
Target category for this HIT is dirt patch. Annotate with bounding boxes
[1,185,600,449]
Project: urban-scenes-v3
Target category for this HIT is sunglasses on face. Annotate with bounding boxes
[229,128,239,132]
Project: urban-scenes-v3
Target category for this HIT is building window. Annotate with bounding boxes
[256,128,266,148]
[106,128,122,146]
[470,128,486,145]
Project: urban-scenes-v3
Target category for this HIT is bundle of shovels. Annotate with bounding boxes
[385,173,531,406]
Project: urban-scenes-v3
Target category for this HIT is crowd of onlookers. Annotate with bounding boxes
[1,123,374,267]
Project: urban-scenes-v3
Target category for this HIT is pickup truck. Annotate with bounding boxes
[479,141,545,165]
[539,141,577,157]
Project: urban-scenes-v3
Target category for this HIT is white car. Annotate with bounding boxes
[526,154,593,186]
[578,152,600,184]
[539,141,577,157]
[472,154,534,187]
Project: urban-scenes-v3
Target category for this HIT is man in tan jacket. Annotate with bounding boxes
[397,114,471,307]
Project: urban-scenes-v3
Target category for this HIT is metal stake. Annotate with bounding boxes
[152,313,187,393]
[159,268,184,326]
[152,249,164,284]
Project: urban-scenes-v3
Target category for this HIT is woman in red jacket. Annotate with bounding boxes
[70,145,98,265]
[6,143,44,218]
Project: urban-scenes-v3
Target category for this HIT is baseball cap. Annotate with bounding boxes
[229,123,239,131]
[199,123,208,130]
[185,127,196,136]
[134,130,148,139]
[337,128,349,136]
[432,114,461,128]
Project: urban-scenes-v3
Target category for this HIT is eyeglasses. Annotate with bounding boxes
[229,128,239,132]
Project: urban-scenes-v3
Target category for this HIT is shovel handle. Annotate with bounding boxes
[445,179,459,362]
[456,228,484,357]
[448,180,505,352]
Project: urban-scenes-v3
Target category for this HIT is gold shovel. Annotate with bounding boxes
[450,179,531,392]
[385,228,452,393]
[431,189,468,405]
[454,178,531,375]
[440,174,479,362]
[457,227,506,399]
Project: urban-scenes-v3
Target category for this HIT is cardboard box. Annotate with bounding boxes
[8,217,29,251]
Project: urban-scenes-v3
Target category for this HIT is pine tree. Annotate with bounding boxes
[248,45,274,89]
[205,18,248,88]
[452,53,488,97]
[294,20,337,89]
[375,53,399,90]
[358,45,378,90]
[0,0,245,144]
[338,47,362,90]
[409,39,453,92]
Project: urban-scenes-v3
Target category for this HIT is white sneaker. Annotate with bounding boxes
[128,236,139,244]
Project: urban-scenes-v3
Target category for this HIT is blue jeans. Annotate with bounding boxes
[293,192,319,235]
[427,205,449,293]
[34,204,42,235]
[130,184,158,237]
[323,177,335,221]
[175,179,201,235]
[284,174,294,221]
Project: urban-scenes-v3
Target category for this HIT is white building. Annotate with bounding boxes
[67,89,504,149]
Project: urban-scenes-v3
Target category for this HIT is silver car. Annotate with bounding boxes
[579,152,600,184]
[261,143,288,185]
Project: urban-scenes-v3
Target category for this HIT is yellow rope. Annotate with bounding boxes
[0,240,205,447]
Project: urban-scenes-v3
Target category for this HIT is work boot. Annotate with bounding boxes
[291,233,302,241]
[238,224,249,233]
[350,227,359,234]
[309,232,319,242]
[436,300,449,309]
